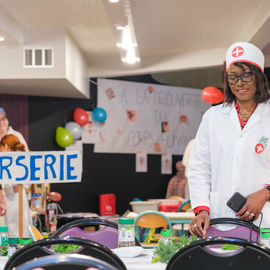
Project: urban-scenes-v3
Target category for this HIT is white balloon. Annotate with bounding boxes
[65,121,82,140]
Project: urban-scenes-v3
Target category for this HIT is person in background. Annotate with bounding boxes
[182,138,195,200]
[0,134,32,237]
[188,42,270,238]
[166,161,187,199]
[0,107,29,217]
[0,107,28,149]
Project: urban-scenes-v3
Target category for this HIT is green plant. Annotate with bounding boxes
[52,244,80,253]
[221,244,239,250]
[0,246,8,256]
[152,234,198,264]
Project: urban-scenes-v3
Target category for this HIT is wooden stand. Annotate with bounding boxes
[18,184,23,239]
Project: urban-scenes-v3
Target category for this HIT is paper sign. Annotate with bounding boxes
[0,151,82,184]
[136,151,147,172]
[161,154,172,174]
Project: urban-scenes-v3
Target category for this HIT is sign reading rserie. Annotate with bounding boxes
[0,151,82,184]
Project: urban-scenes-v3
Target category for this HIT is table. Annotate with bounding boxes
[0,250,166,270]
[127,211,195,235]
[0,247,235,270]
[119,249,166,270]
[0,257,8,270]
[127,211,194,223]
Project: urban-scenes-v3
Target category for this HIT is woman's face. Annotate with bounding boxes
[176,162,185,175]
[0,113,8,135]
[227,64,257,104]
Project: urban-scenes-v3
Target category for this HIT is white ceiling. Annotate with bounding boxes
[1,0,270,96]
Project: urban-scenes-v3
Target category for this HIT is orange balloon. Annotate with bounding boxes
[201,87,224,104]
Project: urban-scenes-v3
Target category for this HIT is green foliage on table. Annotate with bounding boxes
[52,244,80,253]
[0,246,8,256]
[221,244,239,250]
[152,235,198,264]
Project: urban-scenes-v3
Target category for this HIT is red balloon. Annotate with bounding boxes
[73,108,88,126]
[201,87,224,104]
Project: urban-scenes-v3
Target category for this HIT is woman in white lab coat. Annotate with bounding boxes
[188,42,270,238]
[0,134,32,237]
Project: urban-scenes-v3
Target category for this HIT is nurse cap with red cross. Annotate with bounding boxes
[226,42,264,72]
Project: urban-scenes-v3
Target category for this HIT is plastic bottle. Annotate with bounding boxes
[0,226,8,256]
[118,218,135,247]
[159,229,172,245]
[8,238,19,258]
[0,227,8,247]
[260,228,270,248]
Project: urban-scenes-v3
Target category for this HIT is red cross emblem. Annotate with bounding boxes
[255,143,264,154]
[232,46,244,57]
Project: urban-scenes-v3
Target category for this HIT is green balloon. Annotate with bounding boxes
[55,127,73,148]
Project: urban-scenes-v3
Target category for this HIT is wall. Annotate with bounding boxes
[0,30,66,79]
[0,94,28,144]
[28,75,181,215]
[65,34,89,98]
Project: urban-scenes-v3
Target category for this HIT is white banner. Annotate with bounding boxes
[94,79,209,155]
[0,151,82,184]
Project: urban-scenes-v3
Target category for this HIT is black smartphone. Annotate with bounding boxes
[227,192,247,212]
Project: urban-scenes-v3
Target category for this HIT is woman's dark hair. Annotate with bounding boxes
[224,62,270,104]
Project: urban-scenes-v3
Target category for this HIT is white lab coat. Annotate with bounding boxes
[188,102,270,228]
[4,185,31,237]
[3,127,31,237]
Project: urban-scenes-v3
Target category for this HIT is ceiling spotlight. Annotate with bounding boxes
[0,37,5,42]
[109,0,119,3]
[117,26,137,50]
[121,48,140,65]
[116,25,125,30]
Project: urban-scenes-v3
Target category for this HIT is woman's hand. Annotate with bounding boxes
[0,190,6,216]
[189,210,210,238]
[237,188,269,221]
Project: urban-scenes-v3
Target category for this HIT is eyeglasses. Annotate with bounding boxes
[225,71,253,85]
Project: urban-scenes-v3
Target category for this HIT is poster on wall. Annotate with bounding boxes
[136,151,147,173]
[161,154,172,175]
[94,79,210,155]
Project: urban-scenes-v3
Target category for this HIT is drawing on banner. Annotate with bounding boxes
[105,87,115,100]
[154,142,162,153]
[136,151,147,173]
[81,111,99,144]
[161,121,169,133]
[94,79,210,155]
[161,154,172,175]
[127,110,138,122]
